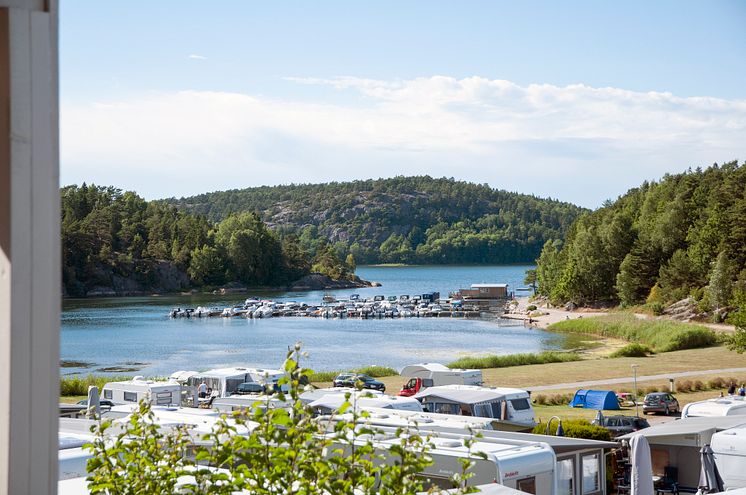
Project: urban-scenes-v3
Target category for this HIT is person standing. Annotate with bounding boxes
[728,382,737,395]
[740,384,746,397]
[198,381,208,398]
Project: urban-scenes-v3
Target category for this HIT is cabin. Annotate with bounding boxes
[458,283,509,300]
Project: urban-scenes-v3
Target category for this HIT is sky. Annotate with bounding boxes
[60,1,746,208]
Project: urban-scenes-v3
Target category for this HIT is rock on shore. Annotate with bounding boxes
[289,273,378,291]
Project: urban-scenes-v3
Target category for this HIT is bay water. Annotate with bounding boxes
[61,264,567,377]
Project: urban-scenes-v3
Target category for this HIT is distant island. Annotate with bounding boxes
[62,177,582,297]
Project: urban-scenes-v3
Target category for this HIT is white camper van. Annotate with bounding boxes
[398,363,483,397]
[712,423,746,490]
[413,385,536,431]
[681,395,746,418]
[101,377,181,406]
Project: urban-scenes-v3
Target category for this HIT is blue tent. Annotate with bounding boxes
[569,389,620,410]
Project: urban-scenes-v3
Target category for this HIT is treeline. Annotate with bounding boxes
[61,184,353,296]
[162,176,585,265]
[535,161,746,318]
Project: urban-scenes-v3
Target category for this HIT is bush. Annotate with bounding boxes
[692,380,705,391]
[676,380,692,393]
[644,386,659,395]
[650,302,665,316]
[609,343,653,358]
[534,394,547,405]
[533,419,611,441]
[447,352,581,369]
[708,377,726,389]
[527,304,537,311]
[547,314,718,352]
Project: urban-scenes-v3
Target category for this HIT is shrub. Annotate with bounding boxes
[533,419,611,441]
[547,314,717,352]
[644,386,659,395]
[527,304,537,311]
[650,302,665,316]
[609,343,653,358]
[676,380,692,393]
[447,352,582,369]
[708,377,726,389]
[534,394,547,405]
[693,380,706,391]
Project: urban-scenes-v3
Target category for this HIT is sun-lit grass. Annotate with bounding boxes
[60,374,132,396]
[447,352,582,369]
[548,314,718,352]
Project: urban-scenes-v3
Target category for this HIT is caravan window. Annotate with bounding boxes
[557,457,575,495]
[429,402,459,415]
[123,391,137,402]
[103,389,112,400]
[510,398,531,410]
[516,477,536,494]
[490,401,503,419]
[156,392,173,405]
[581,453,600,494]
[474,403,491,418]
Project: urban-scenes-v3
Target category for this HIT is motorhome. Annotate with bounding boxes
[711,423,746,490]
[413,385,536,431]
[681,395,746,418]
[173,367,287,398]
[100,377,181,406]
[398,363,483,397]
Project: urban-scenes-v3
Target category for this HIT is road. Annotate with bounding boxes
[527,366,746,392]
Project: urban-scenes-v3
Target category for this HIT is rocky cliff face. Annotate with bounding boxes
[75,260,190,297]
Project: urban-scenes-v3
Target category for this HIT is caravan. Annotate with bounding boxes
[681,395,746,418]
[398,363,483,397]
[413,385,536,431]
[100,377,181,406]
[173,367,287,399]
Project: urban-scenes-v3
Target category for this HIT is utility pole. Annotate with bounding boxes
[631,364,640,417]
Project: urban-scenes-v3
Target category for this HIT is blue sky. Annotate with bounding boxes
[60,1,746,207]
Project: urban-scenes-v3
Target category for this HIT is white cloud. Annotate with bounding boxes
[60,76,746,207]
[187,54,207,60]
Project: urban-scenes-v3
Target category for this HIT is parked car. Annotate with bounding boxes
[593,415,650,437]
[333,373,386,392]
[232,382,267,395]
[76,399,116,408]
[642,392,680,415]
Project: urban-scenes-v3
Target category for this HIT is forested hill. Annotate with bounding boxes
[162,176,585,265]
[536,161,746,313]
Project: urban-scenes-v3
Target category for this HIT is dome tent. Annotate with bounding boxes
[569,389,620,410]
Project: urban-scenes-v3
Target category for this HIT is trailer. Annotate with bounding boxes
[100,376,181,406]
[173,366,287,398]
[398,362,483,397]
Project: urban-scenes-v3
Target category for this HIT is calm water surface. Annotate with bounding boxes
[61,265,567,376]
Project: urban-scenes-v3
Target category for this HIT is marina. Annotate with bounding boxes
[61,265,565,376]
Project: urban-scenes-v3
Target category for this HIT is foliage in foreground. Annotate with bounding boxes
[547,314,717,352]
[532,419,612,442]
[447,351,582,370]
[85,346,482,495]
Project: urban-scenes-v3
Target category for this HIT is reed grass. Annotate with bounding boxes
[60,374,131,396]
[548,314,717,352]
[446,351,582,370]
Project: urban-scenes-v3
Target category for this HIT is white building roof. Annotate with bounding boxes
[414,385,528,404]
[618,416,746,447]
